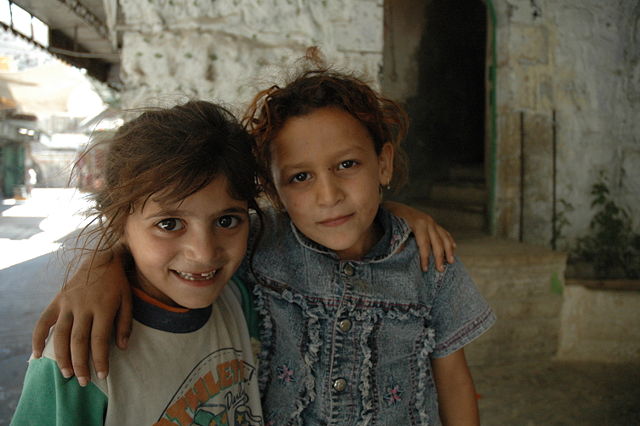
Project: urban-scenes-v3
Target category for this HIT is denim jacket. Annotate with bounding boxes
[239,207,495,426]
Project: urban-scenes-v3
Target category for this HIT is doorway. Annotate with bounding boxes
[384,0,488,232]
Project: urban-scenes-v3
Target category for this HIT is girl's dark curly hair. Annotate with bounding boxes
[243,48,409,209]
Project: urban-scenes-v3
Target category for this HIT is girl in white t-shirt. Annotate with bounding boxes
[13,101,264,425]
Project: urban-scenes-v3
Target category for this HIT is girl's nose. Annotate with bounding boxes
[183,232,219,264]
[316,175,343,206]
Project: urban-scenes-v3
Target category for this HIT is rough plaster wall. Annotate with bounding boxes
[117,0,384,111]
[380,0,425,102]
[493,0,640,248]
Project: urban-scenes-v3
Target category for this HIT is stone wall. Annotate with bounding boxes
[117,0,385,111]
[492,0,640,248]
[114,0,640,251]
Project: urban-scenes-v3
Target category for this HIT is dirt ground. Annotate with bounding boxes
[473,360,640,425]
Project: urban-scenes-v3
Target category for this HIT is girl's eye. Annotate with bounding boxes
[338,160,357,170]
[156,218,184,231]
[217,215,241,229]
[290,172,309,183]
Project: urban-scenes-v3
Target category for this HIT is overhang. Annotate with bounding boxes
[3,0,121,88]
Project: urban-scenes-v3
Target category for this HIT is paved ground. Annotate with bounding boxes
[473,361,640,425]
[0,189,89,424]
[1,189,639,424]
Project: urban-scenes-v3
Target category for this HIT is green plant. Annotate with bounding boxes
[574,172,640,279]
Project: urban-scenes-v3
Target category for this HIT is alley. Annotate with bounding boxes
[0,188,90,424]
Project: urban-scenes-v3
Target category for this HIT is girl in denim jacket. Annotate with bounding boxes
[238,57,495,425]
[30,57,490,425]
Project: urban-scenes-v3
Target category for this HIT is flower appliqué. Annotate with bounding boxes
[276,364,295,383]
[384,384,402,405]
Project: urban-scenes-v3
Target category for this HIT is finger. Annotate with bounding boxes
[53,312,75,379]
[115,288,133,350]
[90,313,114,379]
[439,229,456,264]
[416,226,433,272]
[429,227,447,272]
[69,314,93,387]
[31,301,60,358]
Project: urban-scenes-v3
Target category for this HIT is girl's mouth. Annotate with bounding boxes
[318,213,354,227]
[173,269,218,281]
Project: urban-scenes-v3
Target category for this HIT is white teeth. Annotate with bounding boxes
[176,270,217,280]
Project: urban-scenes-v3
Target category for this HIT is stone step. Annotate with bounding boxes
[449,163,485,182]
[430,181,487,206]
[456,236,568,366]
[412,201,486,233]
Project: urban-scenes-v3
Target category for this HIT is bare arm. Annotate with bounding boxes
[432,348,480,426]
[383,201,456,272]
[31,246,132,386]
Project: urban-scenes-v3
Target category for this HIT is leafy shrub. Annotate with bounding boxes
[574,173,640,279]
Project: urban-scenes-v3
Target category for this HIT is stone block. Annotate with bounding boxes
[521,112,553,246]
[509,70,538,110]
[509,24,549,65]
[557,285,640,363]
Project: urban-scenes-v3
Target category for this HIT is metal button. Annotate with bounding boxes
[338,319,352,332]
[343,263,355,276]
[333,378,347,392]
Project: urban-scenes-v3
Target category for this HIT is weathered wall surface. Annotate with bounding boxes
[493,0,640,248]
[117,0,384,111]
[115,0,639,250]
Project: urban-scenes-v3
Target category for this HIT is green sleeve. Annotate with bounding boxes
[230,276,260,342]
[11,358,107,426]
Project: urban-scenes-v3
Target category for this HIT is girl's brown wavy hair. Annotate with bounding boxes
[243,48,409,210]
[72,100,260,276]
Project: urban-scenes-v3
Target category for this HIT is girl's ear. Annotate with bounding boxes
[378,142,394,186]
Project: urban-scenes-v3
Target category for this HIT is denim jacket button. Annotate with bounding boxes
[332,378,347,392]
[343,263,355,276]
[338,319,352,332]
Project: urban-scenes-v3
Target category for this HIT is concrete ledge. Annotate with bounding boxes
[566,278,640,291]
[557,285,640,363]
[458,236,567,268]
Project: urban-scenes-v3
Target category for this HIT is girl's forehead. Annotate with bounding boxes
[274,107,373,149]
[270,108,378,170]
[139,175,241,210]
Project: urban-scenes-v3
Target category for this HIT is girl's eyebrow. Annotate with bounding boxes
[144,206,249,220]
[280,146,366,172]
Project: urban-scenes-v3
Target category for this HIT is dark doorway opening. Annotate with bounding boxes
[388,0,488,233]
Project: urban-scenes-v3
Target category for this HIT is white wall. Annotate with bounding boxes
[118,0,385,111]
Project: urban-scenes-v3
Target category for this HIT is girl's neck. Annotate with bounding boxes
[335,218,384,261]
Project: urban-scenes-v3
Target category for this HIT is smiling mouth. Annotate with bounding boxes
[318,213,354,226]
[173,269,218,281]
